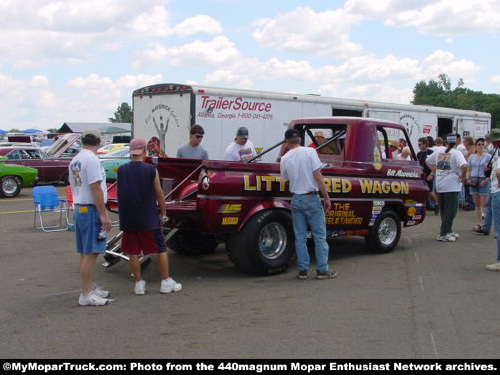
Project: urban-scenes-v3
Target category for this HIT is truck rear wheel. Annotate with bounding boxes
[166,229,218,256]
[365,210,401,253]
[226,210,295,275]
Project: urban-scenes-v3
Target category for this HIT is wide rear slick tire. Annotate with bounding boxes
[365,210,401,253]
[226,209,295,275]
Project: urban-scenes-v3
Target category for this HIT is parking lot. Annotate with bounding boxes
[1,187,499,359]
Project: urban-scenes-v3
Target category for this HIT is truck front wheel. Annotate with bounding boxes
[166,229,218,256]
[226,210,296,275]
[365,210,401,253]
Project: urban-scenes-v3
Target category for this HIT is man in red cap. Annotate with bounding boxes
[117,138,182,295]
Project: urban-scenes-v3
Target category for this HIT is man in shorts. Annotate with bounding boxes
[69,128,112,306]
[117,138,182,295]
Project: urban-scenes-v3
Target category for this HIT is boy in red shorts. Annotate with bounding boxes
[117,138,182,295]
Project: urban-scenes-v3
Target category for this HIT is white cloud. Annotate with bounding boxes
[252,7,363,58]
[133,36,240,68]
[173,15,223,36]
[0,73,162,129]
[203,50,478,103]
[345,0,500,36]
[492,76,500,84]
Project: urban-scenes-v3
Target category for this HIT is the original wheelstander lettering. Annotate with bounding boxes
[243,174,410,195]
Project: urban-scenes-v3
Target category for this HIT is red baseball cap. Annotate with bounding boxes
[129,138,146,155]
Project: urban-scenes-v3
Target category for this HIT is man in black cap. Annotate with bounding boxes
[224,126,256,162]
[280,128,336,280]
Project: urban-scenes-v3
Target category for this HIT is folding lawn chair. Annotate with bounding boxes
[33,186,69,232]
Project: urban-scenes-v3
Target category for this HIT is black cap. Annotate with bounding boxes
[445,133,458,144]
[285,128,301,140]
[236,127,249,138]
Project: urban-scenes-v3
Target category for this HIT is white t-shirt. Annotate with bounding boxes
[224,140,256,162]
[426,147,467,193]
[280,146,323,194]
[69,149,107,205]
[456,143,467,157]
[491,158,500,194]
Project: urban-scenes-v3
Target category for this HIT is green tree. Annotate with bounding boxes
[412,74,500,128]
[109,102,133,123]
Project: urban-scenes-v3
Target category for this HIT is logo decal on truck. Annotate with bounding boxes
[145,104,180,155]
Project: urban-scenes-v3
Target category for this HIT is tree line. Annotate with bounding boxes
[412,73,500,128]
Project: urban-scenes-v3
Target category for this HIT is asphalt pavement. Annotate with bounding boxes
[0,187,499,359]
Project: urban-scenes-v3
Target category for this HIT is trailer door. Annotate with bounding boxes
[133,93,191,157]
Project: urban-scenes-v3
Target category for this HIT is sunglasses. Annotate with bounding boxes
[195,134,204,139]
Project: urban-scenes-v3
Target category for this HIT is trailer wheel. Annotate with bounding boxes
[0,175,22,198]
[226,209,295,275]
[365,210,401,253]
[166,229,218,256]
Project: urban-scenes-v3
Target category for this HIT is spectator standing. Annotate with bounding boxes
[477,130,500,236]
[69,128,112,306]
[485,129,500,271]
[224,127,257,162]
[280,128,336,280]
[426,133,468,242]
[467,138,491,231]
[417,137,438,212]
[176,124,208,159]
[117,138,182,295]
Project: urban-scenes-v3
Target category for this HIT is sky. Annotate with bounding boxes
[1,0,500,131]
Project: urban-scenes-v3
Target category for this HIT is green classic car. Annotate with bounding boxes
[0,156,38,198]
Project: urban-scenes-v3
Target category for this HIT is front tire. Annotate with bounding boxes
[365,209,401,253]
[226,209,295,275]
[0,175,22,198]
[166,229,218,256]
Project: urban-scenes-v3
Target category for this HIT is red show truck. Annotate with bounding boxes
[106,117,429,275]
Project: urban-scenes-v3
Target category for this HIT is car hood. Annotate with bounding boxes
[45,133,81,158]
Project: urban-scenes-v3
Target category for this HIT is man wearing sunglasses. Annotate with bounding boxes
[176,124,209,159]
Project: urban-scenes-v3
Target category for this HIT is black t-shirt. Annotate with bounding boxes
[117,161,159,231]
[417,149,433,176]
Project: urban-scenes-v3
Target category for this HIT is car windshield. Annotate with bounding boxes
[104,147,129,157]
[24,148,49,159]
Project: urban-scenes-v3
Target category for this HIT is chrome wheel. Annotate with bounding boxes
[378,216,398,246]
[2,176,19,196]
[259,222,288,260]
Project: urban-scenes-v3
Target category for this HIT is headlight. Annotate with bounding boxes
[201,176,210,191]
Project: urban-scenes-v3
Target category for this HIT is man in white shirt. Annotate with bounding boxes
[69,128,112,306]
[426,133,468,242]
[280,128,336,280]
[224,127,256,162]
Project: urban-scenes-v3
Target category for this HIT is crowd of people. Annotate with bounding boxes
[67,126,500,305]
[420,130,500,272]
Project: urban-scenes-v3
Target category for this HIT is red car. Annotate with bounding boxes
[0,146,70,184]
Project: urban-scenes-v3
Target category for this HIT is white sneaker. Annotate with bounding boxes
[450,232,459,238]
[437,235,443,241]
[161,278,182,294]
[92,284,110,298]
[485,262,500,271]
[79,291,109,306]
[134,280,146,295]
[441,233,456,242]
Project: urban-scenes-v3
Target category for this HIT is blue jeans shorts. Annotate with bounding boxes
[469,178,490,196]
[74,204,106,254]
